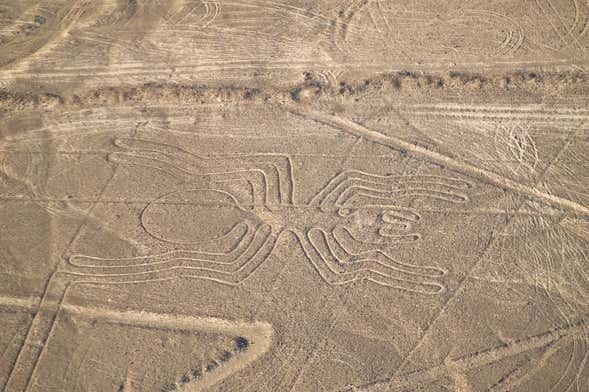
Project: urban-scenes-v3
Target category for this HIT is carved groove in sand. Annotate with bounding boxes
[61,137,474,294]
[167,0,220,27]
[2,296,273,392]
[354,318,589,391]
[0,0,113,73]
[331,3,525,58]
[4,136,472,391]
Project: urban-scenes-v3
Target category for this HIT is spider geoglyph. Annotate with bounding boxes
[56,136,473,295]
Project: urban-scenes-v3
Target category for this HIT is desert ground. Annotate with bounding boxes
[1,1,589,391]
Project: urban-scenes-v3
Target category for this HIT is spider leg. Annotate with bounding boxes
[181,224,278,285]
[5,223,271,392]
[300,228,445,294]
[208,162,280,207]
[68,221,253,267]
[330,227,445,277]
[335,184,468,210]
[112,138,293,207]
[196,159,289,208]
[59,224,275,286]
[210,154,294,205]
[114,137,206,165]
[109,149,270,209]
[207,168,270,209]
[108,150,195,182]
[311,170,472,209]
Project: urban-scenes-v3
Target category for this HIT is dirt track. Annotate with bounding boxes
[1,1,589,391]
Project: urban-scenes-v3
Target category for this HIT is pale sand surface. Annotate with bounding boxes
[1,1,589,391]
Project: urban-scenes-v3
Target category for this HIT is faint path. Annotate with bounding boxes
[280,103,589,217]
[0,294,274,392]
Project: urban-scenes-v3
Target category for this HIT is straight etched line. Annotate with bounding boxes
[0,294,274,392]
[360,318,588,390]
[282,104,589,217]
[344,124,578,391]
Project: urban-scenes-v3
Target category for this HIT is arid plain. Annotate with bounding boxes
[1,1,589,391]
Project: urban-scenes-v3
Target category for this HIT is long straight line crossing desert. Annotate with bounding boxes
[1,1,589,391]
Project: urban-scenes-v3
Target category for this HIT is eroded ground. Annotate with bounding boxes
[1,1,589,391]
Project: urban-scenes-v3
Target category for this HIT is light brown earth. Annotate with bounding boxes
[1,1,589,391]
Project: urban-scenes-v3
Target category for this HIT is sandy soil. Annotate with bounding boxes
[1,1,589,391]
